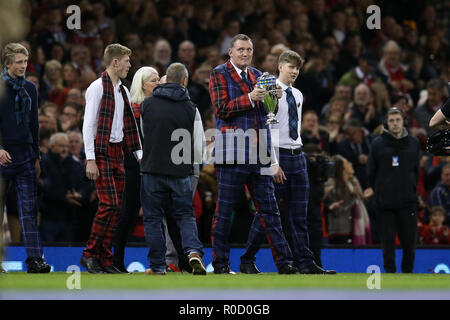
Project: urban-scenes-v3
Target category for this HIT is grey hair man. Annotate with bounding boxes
[139,62,206,275]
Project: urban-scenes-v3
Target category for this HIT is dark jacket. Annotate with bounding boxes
[140,83,196,177]
[39,151,94,221]
[0,79,39,160]
[366,129,421,210]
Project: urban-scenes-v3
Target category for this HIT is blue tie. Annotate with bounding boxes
[286,87,298,140]
[241,70,252,91]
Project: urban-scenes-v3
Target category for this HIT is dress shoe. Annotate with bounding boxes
[240,262,261,274]
[298,263,337,274]
[178,261,193,273]
[213,265,236,274]
[26,257,51,273]
[80,256,106,274]
[112,263,129,273]
[278,263,298,274]
[188,252,207,275]
[104,265,128,274]
[145,268,166,275]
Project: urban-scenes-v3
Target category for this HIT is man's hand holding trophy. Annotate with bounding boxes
[256,72,282,125]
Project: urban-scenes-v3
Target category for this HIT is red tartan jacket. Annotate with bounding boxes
[209,61,274,165]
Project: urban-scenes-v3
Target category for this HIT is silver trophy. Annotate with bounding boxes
[256,72,278,125]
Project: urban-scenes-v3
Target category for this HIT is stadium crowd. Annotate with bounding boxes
[2,0,450,254]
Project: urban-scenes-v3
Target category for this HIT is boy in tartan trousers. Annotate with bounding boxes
[81,44,142,273]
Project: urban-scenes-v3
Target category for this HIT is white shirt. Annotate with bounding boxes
[193,108,206,165]
[82,77,142,160]
[230,60,255,107]
[270,79,304,149]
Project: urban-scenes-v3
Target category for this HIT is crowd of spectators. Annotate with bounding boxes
[2,0,450,247]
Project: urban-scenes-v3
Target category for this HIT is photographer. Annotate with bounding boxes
[303,144,335,266]
[429,83,450,128]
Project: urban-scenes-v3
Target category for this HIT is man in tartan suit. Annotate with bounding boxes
[81,44,142,273]
[209,34,297,274]
[240,50,337,274]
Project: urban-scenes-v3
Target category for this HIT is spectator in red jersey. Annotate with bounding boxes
[419,206,450,245]
[375,40,414,96]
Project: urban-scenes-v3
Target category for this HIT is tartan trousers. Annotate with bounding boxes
[83,143,124,267]
[1,158,43,259]
[241,151,315,268]
[212,164,294,270]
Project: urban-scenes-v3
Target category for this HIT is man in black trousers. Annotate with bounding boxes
[367,107,421,273]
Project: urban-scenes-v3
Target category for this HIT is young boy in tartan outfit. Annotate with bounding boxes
[209,34,298,274]
[81,44,142,273]
[0,43,50,273]
[240,50,336,274]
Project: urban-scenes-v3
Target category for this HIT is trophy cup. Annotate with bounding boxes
[256,72,278,125]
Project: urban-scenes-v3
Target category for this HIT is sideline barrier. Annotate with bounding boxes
[2,245,449,273]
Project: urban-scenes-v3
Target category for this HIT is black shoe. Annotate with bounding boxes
[80,256,106,274]
[26,257,51,273]
[298,263,337,274]
[240,262,261,274]
[213,265,236,274]
[104,265,128,274]
[112,263,129,273]
[278,263,298,274]
[179,261,193,273]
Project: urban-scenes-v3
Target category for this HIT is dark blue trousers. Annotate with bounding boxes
[212,164,294,270]
[241,152,315,269]
[140,173,204,273]
[1,157,43,259]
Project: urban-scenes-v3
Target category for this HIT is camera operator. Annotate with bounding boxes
[303,143,335,267]
[429,82,450,128]
[367,107,421,273]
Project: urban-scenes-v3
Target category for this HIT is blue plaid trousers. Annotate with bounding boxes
[212,164,294,270]
[241,151,315,268]
[1,158,43,259]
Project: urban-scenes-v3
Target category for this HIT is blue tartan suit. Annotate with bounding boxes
[209,61,294,270]
[241,151,316,269]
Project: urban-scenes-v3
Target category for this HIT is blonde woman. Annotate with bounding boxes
[113,66,160,272]
[129,66,160,110]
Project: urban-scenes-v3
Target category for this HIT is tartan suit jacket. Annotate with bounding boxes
[95,71,141,155]
[209,61,272,165]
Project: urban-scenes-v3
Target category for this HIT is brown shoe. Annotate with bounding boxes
[145,268,166,275]
[188,252,207,275]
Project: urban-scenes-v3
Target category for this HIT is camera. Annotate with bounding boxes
[426,129,450,156]
[306,154,335,183]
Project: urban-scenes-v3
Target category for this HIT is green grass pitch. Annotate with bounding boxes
[1,272,450,291]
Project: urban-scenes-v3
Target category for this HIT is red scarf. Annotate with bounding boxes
[131,102,141,119]
[95,71,141,155]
